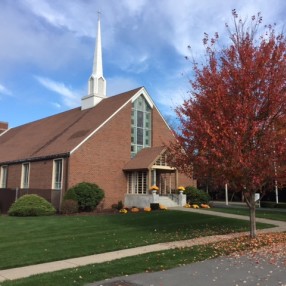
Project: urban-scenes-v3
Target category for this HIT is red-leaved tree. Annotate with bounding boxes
[169,10,286,238]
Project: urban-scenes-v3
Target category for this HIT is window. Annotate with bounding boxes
[127,171,148,194]
[0,165,8,188]
[131,95,152,157]
[53,159,63,190]
[21,163,30,188]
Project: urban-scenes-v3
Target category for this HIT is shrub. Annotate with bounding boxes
[184,186,211,205]
[276,203,286,209]
[8,194,56,216]
[65,182,104,212]
[63,188,78,201]
[61,199,78,214]
[111,200,124,211]
[260,201,277,208]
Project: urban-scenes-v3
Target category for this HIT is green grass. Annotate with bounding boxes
[3,231,285,286]
[209,207,286,221]
[0,245,220,286]
[0,211,274,270]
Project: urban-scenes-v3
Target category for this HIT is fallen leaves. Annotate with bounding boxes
[211,232,286,266]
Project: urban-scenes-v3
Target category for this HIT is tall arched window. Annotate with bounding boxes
[131,95,152,157]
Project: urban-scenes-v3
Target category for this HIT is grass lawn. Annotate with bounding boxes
[1,245,217,286]
[208,207,286,221]
[2,232,285,286]
[0,210,274,270]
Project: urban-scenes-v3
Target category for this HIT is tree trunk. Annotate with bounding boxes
[245,191,257,238]
[249,192,256,238]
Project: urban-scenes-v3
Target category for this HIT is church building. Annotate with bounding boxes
[0,18,195,212]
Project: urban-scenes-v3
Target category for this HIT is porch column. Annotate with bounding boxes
[175,169,178,190]
[153,169,156,186]
[148,169,152,191]
[169,174,171,194]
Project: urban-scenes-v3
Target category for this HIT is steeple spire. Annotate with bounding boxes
[81,13,107,110]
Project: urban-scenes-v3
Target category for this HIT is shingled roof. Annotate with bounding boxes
[0,87,142,164]
[123,146,166,170]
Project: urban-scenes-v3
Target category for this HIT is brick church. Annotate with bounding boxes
[0,18,195,211]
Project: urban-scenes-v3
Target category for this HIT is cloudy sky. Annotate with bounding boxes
[1,0,285,127]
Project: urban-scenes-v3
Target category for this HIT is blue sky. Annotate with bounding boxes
[1,0,286,128]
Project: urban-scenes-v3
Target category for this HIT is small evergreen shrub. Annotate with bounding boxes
[111,201,124,211]
[63,188,78,201]
[8,194,56,216]
[184,186,211,205]
[61,199,78,214]
[65,182,104,212]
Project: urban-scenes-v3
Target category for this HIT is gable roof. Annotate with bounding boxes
[123,146,166,170]
[0,87,142,164]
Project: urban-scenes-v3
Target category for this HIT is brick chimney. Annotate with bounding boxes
[0,122,8,135]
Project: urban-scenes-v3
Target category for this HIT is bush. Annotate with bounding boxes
[111,201,124,211]
[260,201,277,208]
[276,203,286,209]
[61,199,78,214]
[184,186,211,205]
[65,182,104,212]
[8,194,56,216]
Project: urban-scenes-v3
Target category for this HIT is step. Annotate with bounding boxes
[158,196,179,207]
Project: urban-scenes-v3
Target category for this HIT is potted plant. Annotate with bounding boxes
[149,185,159,194]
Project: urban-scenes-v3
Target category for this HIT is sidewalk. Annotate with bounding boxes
[0,208,285,283]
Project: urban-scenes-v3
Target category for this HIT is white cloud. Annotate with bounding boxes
[0,83,12,96]
[121,0,147,15]
[35,76,80,108]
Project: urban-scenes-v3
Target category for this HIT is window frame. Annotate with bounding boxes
[131,95,152,157]
[127,171,148,194]
[0,165,8,188]
[52,159,63,190]
[21,163,30,189]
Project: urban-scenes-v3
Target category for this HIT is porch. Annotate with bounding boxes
[123,146,186,208]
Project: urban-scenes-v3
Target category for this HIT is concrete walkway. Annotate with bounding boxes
[0,208,285,282]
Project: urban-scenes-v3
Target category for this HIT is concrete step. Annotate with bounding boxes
[158,196,179,207]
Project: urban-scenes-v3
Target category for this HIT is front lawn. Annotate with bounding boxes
[0,210,274,269]
[208,207,286,221]
[2,232,285,286]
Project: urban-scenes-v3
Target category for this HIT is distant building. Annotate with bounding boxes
[0,17,195,212]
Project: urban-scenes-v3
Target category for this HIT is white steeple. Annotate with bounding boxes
[81,13,106,110]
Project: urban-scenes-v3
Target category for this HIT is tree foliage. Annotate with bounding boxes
[169,10,286,237]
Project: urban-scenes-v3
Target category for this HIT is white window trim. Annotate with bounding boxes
[52,159,63,190]
[0,165,8,188]
[21,163,30,189]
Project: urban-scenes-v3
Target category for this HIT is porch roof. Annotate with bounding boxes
[123,146,166,171]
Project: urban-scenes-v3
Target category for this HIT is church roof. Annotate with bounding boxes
[0,87,142,164]
[123,146,166,170]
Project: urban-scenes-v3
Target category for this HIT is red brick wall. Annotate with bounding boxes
[69,103,132,208]
[29,160,54,189]
[6,164,21,188]
[5,159,66,192]
[152,108,174,146]
[69,101,195,208]
[178,173,196,188]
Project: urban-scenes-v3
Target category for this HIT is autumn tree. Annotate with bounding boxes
[169,10,286,238]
